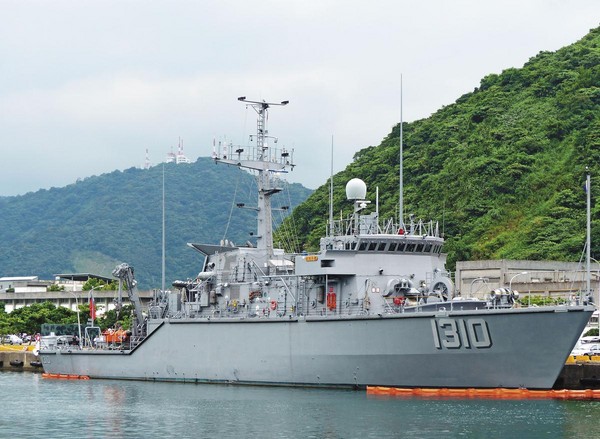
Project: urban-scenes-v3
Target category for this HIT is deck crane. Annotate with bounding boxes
[112,263,146,338]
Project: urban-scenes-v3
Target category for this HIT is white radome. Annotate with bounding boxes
[345,178,367,200]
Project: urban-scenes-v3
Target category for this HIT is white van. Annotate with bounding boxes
[2,334,23,345]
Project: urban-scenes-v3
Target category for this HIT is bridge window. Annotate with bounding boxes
[368,242,377,251]
[388,243,397,252]
[378,242,387,251]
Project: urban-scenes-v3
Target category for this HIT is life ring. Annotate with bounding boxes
[270,300,277,310]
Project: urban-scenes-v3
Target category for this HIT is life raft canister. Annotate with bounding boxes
[326,287,337,310]
[270,300,277,310]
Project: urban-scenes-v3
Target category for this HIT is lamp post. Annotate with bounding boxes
[509,271,528,292]
[67,291,82,349]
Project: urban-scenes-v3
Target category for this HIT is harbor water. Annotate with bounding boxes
[2,372,600,439]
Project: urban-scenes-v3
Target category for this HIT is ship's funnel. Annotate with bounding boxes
[346,178,367,200]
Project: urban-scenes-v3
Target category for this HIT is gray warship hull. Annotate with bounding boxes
[40,98,595,390]
[41,306,591,389]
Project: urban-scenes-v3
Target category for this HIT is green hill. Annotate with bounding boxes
[0,158,312,289]
[283,26,600,269]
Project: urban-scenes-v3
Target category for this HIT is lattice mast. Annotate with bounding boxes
[213,97,292,258]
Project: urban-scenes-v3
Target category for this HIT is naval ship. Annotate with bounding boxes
[40,97,593,389]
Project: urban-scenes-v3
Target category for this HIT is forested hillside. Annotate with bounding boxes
[0,158,311,289]
[283,26,600,270]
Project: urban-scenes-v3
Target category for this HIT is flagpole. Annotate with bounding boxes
[88,284,103,328]
[329,135,334,236]
[162,164,166,293]
[586,167,591,302]
[89,290,95,327]
[399,74,404,230]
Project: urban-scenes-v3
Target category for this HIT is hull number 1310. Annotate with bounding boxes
[431,318,492,349]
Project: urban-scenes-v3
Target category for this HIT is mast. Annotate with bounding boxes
[399,74,404,230]
[586,167,591,302]
[329,135,334,236]
[162,164,166,293]
[214,97,292,258]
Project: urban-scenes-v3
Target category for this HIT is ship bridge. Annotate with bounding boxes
[321,211,444,256]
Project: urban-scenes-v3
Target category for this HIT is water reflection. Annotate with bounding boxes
[2,372,600,438]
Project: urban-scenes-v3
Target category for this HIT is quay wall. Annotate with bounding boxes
[0,350,42,372]
[556,362,600,390]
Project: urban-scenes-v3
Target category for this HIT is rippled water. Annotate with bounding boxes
[2,371,600,438]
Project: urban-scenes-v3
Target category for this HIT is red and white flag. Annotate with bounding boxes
[89,295,96,320]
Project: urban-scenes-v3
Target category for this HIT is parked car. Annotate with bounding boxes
[583,344,600,356]
[2,335,23,345]
[571,342,600,356]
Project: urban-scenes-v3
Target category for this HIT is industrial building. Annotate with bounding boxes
[455,259,600,302]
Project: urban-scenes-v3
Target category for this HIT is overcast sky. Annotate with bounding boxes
[1,1,598,196]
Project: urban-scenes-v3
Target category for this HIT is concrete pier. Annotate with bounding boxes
[555,362,600,390]
[0,350,43,372]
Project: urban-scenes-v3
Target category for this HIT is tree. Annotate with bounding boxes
[7,302,78,335]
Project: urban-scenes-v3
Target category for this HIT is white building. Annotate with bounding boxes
[0,273,153,313]
[0,276,47,293]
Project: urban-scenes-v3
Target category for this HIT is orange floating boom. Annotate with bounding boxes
[366,386,600,400]
[42,373,90,380]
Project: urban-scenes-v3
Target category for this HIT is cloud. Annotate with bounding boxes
[1,0,599,195]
